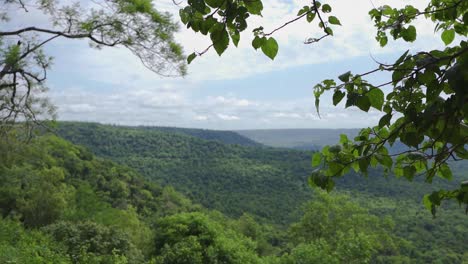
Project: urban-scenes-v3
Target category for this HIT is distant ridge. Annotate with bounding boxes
[136,126,261,147]
[57,121,261,147]
[237,128,360,150]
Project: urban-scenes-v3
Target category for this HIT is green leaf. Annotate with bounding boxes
[367,88,384,110]
[376,154,393,168]
[306,12,316,23]
[423,194,433,211]
[358,157,370,173]
[252,36,265,50]
[210,27,229,56]
[205,0,224,8]
[187,52,197,64]
[244,0,263,15]
[312,153,322,167]
[356,95,371,112]
[441,29,455,45]
[188,0,207,13]
[401,25,416,42]
[297,6,309,16]
[322,4,331,13]
[229,29,240,47]
[403,165,416,180]
[339,134,348,144]
[328,16,341,25]
[378,113,392,128]
[261,37,279,60]
[338,71,351,82]
[379,36,388,47]
[332,90,345,106]
[439,163,452,180]
[395,50,409,65]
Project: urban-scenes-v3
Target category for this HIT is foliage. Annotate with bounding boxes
[44,221,143,263]
[0,0,185,136]
[287,192,400,263]
[1,127,467,262]
[182,0,468,213]
[55,122,468,262]
[181,0,341,61]
[153,212,262,264]
[311,0,468,214]
[56,122,314,225]
[0,218,71,263]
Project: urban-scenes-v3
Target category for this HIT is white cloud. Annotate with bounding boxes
[217,114,240,121]
[12,0,444,129]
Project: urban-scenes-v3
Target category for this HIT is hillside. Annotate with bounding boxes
[136,126,261,147]
[52,122,468,262]
[56,122,466,222]
[56,122,314,224]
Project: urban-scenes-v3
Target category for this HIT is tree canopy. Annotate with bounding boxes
[0,0,186,135]
[180,0,468,213]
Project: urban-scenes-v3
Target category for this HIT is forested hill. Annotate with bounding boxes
[56,122,314,224]
[56,122,465,225]
[136,126,261,146]
[57,122,260,147]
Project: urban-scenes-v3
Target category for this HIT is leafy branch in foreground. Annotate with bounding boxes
[181,0,341,62]
[311,0,468,214]
[182,0,467,214]
[1,0,187,136]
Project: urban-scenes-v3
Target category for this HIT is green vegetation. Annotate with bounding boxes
[183,0,468,211]
[56,122,314,225]
[0,0,185,137]
[53,122,468,262]
[1,125,467,262]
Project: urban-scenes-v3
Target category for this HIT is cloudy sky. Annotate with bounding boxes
[17,0,442,129]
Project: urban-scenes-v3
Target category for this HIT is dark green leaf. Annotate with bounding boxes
[210,27,229,56]
[332,90,345,106]
[338,71,351,82]
[367,88,384,110]
[187,52,197,64]
[401,25,416,42]
[441,29,455,45]
[439,163,452,180]
[297,6,309,16]
[378,113,392,128]
[328,16,341,25]
[306,12,316,22]
[261,37,279,60]
[322,4,331,13]
[395,50,409,65]
[252,36,265,50]
[356,95,371,112]
[229,29,240,47]
[244,0,263,15]
[205,0,223,8]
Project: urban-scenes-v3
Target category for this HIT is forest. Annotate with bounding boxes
[0,123,466,263]
[1,0,467,263]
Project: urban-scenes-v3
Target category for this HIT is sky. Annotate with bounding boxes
[14,0,443,129]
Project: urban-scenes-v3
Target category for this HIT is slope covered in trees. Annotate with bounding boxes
[0,131,423,263]
[0,126,467,262]
[53,122,468,262]
[56,122,313,224]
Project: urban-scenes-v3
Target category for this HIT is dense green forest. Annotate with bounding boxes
[0,123,467,263]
